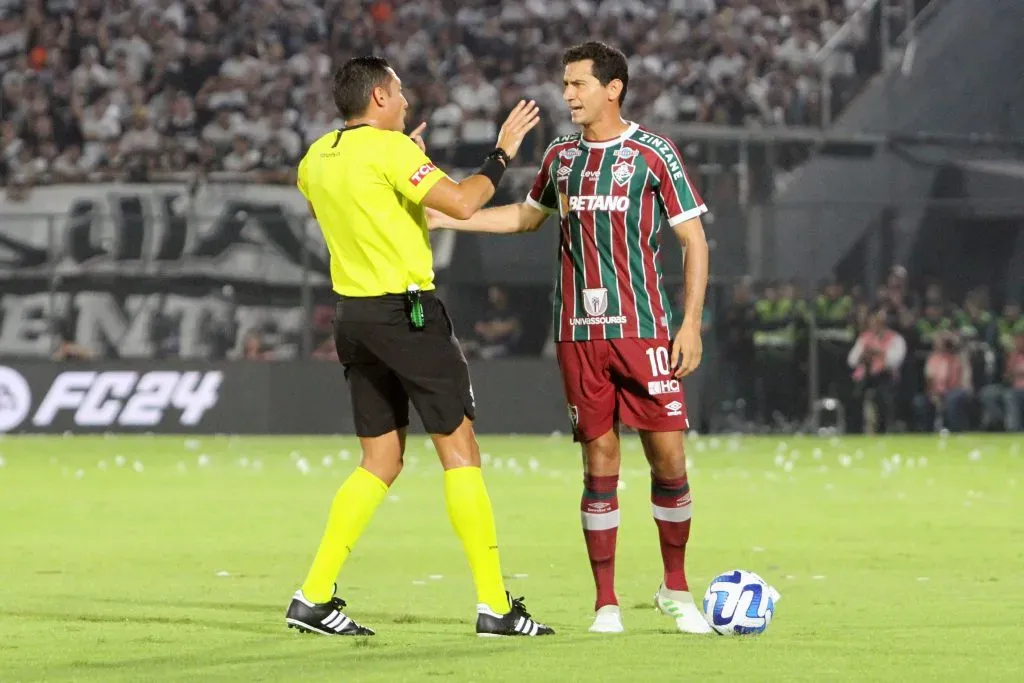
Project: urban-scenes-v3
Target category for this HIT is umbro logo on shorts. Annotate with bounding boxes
[666,400,683,416]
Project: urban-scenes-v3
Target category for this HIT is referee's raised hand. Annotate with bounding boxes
[496,100,541,160]
[409,121,427,152]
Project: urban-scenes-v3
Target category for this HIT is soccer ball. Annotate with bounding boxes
[702,569,780,636]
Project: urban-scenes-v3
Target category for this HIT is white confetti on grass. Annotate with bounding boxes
[752,546,765,553]
[528,457,540,472]
[296,458,311,475]
[252,459,263,472]
[968,449,982,462]
[321,455,333,468]
[132,461,144,473]
[198,454,210,468]
[617,479,627,490]
[387,495,400,502]
[114,455,126,468]
[74,469,85,479]
[811,575,826,580]
[838,454,852,468]
[783,461,794,473]
[98,460,108,470]
[215,570,231,577]
[0,454,4,468]
[412,580,427,586]
[812,448,823,460]
[512,573,529,579]
[916,577,930,582]
[339,449,351,461]
[918,456,928,467]
[177,462,187,473]
[184,439,201,451]
[428,574,444,580]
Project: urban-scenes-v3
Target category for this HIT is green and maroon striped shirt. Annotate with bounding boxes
[526,122,708,342]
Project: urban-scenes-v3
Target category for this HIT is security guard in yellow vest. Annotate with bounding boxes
[754,282,798,425]
[814,280,856,405]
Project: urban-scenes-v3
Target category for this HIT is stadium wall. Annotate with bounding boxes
[2,360,702,436]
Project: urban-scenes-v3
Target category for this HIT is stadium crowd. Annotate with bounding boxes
[714,268,1024,435]
[1,0,874,191]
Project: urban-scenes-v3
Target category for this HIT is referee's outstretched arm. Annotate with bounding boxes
[419,99,540,220]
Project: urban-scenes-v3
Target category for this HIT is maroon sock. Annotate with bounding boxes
[651,474,692,592]
[581,474,619,610]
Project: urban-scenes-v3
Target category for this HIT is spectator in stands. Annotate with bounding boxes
[913,331,973,433]
[467,286,522,360]
[848,307,906,434]
[1002,331,1024,432]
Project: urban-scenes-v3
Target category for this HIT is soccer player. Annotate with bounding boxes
[286,56,553,638]
[428,42,712,635]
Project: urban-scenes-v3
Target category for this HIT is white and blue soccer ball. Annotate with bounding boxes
[702,569,781,636]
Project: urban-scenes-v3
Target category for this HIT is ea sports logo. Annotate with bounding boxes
[0,366,32,432]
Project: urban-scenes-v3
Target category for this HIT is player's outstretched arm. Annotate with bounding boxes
[426,202,547,234]
[670,216,710,378]
[420,100,540,220]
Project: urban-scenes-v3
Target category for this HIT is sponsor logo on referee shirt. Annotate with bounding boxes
[409,163,437,187]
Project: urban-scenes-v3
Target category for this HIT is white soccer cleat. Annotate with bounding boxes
[655,584,713,634]
[589,604,625,633]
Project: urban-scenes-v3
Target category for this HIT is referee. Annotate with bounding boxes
[284,57,553,638]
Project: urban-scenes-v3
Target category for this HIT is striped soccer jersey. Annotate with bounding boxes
[526,121,708,342]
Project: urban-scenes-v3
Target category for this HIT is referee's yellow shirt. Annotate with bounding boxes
[297,124,447,297]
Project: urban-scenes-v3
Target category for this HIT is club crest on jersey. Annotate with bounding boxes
[611,161,635,186]
[582,287,609,317]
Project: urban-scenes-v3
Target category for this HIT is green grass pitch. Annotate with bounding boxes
[1,433,1022,682]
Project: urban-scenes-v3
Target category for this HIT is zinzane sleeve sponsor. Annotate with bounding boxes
[525,145,560,214]
[387,133,448,204]
[651,136,707,227]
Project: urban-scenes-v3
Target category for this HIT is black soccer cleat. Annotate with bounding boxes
[285,590,375,636]
[475,593,555,637]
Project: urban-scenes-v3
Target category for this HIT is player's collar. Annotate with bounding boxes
[579,121,638,149]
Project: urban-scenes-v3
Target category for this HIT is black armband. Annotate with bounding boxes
[475,148,509,188]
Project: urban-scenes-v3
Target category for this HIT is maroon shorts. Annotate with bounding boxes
[555,338,689,442]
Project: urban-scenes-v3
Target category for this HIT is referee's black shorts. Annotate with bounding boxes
[333,291,475,437]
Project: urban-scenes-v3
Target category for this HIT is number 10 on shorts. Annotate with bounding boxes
[646,347,672,377]
[646,346,680,397]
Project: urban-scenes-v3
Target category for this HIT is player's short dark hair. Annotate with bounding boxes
[332,56,394,119]
[562,41,629,105]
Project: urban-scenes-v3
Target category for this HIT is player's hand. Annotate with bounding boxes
[496,100,540,160]
[671,323,703,379]
[409,121,427,152]
[424,206,452,231]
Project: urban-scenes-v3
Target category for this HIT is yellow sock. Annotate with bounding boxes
[301,466,388,603]
[444,466,509,614]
